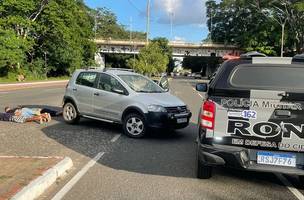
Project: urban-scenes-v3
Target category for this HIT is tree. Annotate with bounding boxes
[151,37,175,72]
[37,0,96,75]
[0,0,96,79]
[285,1,304,52]
[93,7,146,41]
[205,0,304,55]
[127,42,169,75]
[0,29,32,76]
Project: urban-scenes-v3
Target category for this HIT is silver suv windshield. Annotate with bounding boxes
[118,74,165,93]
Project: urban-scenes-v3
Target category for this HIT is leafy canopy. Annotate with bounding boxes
[127,41,169,75]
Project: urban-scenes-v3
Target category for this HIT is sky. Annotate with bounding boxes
[84,0,210,43]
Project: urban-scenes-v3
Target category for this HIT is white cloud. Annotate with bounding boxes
[153,0,208,26]
[173,36,186,41]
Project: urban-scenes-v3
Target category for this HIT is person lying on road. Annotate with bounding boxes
[4,107,51,123]
[0,111,48,124]
[5,106,61,117]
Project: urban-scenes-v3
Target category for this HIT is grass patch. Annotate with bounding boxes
[0,175,12,180]
[0,76,70,84]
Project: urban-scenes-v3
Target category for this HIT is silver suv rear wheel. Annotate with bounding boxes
[123,113,146,138]
[63,102,80,124]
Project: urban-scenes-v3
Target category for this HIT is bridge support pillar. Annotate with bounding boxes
[95,53,106,69]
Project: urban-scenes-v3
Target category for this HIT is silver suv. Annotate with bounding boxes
[62,68,192,138]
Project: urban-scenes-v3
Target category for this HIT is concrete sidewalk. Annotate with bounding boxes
[0,80,68,92]
[0,156,73,200]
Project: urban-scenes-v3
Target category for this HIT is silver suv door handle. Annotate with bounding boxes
[94,92,100,96]
[72,88,77,91]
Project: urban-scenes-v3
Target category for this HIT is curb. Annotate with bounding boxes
[0,80,68,87]
[11,157,73,200]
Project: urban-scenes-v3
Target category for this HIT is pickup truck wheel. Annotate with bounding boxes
[63,102,80,124]
[123,113,146,138]
[299,176,304,185]
[197,150,212,179]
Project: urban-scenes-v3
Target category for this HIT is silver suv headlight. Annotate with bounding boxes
[147,105,167,112]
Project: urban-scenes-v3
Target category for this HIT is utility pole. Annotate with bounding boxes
[170,12,173,41]
[94,14,97,38]
[146,0,151,44]
[281,20,286,57]
[130,17,135,68]
[130,17,133,43]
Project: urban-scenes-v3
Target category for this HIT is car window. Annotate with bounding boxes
[98,73,126,94]
[230,65,304,91]
[118,74,165,93]
[76,72,97,88]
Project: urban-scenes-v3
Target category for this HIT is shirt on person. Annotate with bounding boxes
[21,108,37,118]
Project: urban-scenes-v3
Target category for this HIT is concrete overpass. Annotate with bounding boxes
[94,39,242,67]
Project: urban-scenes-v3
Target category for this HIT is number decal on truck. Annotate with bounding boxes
[241,110,257,119]
[227,110,257,119]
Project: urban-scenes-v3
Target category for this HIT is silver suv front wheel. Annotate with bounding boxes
[123,113,146,138]
[63,102,80,124]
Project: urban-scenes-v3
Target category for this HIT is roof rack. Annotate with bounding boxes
[292,53,304,63]
[84,66,102,70]
[104,68,135,72]
[240,51,267,59]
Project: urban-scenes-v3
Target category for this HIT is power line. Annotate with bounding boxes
[127,0,143,14]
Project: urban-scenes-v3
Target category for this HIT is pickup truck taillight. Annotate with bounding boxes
[201,100,215,130]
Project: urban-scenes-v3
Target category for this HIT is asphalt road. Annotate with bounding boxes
[0,78,303,200]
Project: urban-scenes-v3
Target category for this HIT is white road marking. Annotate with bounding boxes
[51,152,105,200]
[275,173,304,200]
[111,134,121,143]
[186,82,204,99]
[197,93,204,99]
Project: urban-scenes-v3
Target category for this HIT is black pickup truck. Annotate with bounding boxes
[196,54,304,181]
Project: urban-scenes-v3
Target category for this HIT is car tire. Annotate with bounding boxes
[299,176,304,185]
[123,113,146,138]
[63,102,80,124]
[196,149,212,179]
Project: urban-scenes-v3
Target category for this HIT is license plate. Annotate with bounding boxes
[257,151,296,167]
[177,118,187,123]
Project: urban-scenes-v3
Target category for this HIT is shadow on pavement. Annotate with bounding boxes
[99,123,198,178]
[41,117,300,188]
[22,105,62,112]
[42,119,198,178]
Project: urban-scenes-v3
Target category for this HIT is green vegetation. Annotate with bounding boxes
[0,0,96,81]
[126,38,172,75]
[93,7,146,41]
[0,76,70,84]
[205,0,304,55]
[0,2,147,82]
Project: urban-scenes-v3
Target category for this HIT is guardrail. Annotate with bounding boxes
[94,39,239,49]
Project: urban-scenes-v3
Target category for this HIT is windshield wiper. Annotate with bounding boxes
[137,90,151,93]
[137,90,162,93]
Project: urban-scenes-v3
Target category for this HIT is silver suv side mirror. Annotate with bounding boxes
[159,76,169,92]
[196,83,208,92]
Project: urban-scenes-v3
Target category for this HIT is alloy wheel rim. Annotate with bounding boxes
[126,117,144,136]
[64,105,76,121]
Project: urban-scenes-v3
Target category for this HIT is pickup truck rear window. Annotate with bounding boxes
[229,65,304,91]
